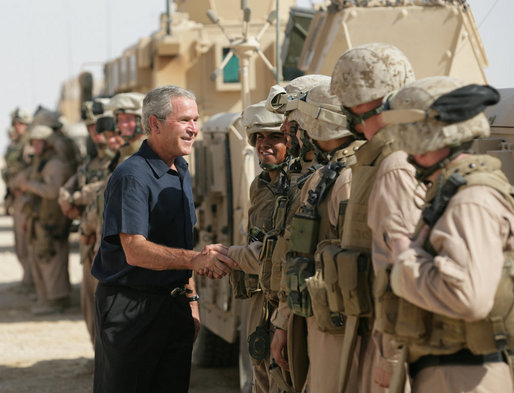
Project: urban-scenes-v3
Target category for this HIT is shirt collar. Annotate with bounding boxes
[138,140,189,178]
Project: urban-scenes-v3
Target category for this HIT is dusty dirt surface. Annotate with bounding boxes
[0,211,240,393]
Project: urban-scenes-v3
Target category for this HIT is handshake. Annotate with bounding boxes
[192,244,237,279]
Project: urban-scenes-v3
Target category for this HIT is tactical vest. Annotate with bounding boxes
[25,150,71,260]
[285,143,364,320]
[375,155,514,363]
[271,159,319,303]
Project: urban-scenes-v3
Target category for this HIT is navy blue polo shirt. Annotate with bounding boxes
[91,140,196,287]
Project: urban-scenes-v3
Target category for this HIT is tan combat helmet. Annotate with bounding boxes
[108,92,145,137]
[381,76,498,155]
[242,100,284,147]
[287,80,350,141]
[29,125,54,140]
[265,74,331,114]
[10,108,33,125]
[330,42,415,108]
[81,98,111,126]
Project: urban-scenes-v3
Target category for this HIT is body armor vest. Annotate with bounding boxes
[375,155,514,363]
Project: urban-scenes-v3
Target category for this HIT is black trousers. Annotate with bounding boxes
[93,283,195,393]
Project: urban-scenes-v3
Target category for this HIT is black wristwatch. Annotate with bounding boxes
[187,294,200,302]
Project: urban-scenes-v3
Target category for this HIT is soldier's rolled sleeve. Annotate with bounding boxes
[228,241,262,274]
[271,301,290,330]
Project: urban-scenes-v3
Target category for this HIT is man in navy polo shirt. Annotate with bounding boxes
[92,85,236,393]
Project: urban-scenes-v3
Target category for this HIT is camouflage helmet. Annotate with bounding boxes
[29,125,53,140]
[242,100,285,147]
[265,75,331,113]
[81,98,111,126]
[109,92,144,117]
[330,42,415,107]
[10,108,33,125]
[287,80,350,141]
[381,76,495,155]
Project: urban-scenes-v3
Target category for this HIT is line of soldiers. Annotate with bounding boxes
[3,93,146,346]
[229,42,514,393]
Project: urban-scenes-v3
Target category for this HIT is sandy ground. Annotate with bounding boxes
[0,211,240,393]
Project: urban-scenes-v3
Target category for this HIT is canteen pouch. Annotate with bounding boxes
[395,298,430,343]
[289,213,319,255]
[336,250,373,317]
[374,264,399,335]
[285,256,315,317]
[306,271,345,333]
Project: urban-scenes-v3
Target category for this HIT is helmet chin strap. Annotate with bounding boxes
[408,141,474,184]
[260,155,290,173]
[342,105,382,140]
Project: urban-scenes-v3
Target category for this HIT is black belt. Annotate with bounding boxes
[409,349,511,378]
[101,282,190,297]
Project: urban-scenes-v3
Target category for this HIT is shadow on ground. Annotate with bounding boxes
[0,357,94,393]
[0,282,82,323]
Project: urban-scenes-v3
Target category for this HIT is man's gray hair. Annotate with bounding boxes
[142,85,196,134]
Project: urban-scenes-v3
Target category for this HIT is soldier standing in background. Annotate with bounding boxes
[328,42,415,393]
[228,100,287,393]
[58,98,113,344]
[10,125,73,315]
[3,108,34,292]
[375,76,513,393]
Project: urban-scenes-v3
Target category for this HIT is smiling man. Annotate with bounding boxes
[92,85,236,393]
[227,100,287,393]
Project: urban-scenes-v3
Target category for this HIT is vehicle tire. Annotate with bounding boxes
[192,326,239,368]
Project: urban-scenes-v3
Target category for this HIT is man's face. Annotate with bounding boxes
[13,121,27,137]
[157,97,199,157]
[87,123,106,145]
[31,139,45,156]
[255,131,288,166]
[117,113,138,138]
[348,98,386,141]
[104,131,124,152]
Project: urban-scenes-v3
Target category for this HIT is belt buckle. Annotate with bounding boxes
[170,287,186,297]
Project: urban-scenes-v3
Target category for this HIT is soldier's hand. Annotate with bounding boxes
[373,366,392,388]
[191,245,236,279]
[271,328,289,371]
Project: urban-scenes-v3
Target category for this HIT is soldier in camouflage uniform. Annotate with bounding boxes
[269,79,366,392]
[10,125,74,315]
[374,76,513,393]
[58,98,114,344]
[4,108,33,290]
[327,42,416,393]
[227,100,287,393]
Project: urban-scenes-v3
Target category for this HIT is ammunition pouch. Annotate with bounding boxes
[375,255,514,362]
[260,234,278,306]
[230,271,260,299]
[270,235,289,298]
[285,256,315,317]
[289,211,319,255]
[336,250,374,319]
[305,270,345,334]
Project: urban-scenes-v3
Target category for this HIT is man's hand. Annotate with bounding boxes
[271,328,289,371]
[191,244,236,279]
[391,225,429,261]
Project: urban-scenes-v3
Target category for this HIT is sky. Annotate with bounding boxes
[0,0,512,152]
